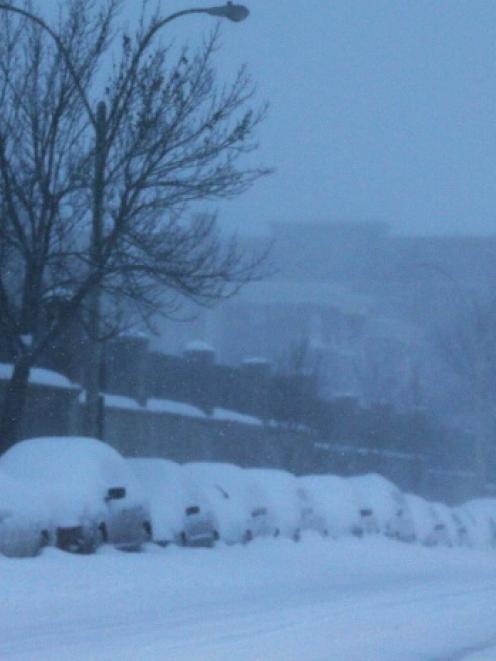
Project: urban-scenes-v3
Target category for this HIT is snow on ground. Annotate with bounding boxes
[1,537,496,661]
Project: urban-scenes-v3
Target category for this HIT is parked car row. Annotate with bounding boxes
[0,436,495,558]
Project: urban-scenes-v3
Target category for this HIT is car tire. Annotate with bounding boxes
[143,521,153,542]
[90,522,108,552]
[40,529,50,548]
[243,529,253,544]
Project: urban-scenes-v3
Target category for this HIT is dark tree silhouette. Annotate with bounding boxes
[0,0,270,447]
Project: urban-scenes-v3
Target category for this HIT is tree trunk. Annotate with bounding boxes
[0,357,31,452]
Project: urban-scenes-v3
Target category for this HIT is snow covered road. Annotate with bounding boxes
[1,537,496,661]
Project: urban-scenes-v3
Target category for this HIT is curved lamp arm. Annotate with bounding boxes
[0,3,96,125]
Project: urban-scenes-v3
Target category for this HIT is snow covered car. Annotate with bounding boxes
[404,493,442,546]
[0,437,152,554]
[348,474,415,543]
[296,484,328,538]
[245,468,303,541]
[450,507,473,547]
[299,474,363,539]
[428,502,456,547]
[181,462,259,545]
[462,499,496,549]
[0,471,51,557]
[129,458,219,547]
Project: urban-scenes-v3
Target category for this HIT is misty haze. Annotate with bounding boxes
[1,2,496,660]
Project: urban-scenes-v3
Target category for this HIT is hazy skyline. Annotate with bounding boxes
[42,1,496,237]
[218,1,496,237]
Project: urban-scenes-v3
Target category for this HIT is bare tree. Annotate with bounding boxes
[0,0,270,447]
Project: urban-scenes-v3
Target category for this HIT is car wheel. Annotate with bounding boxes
[91,522,108,552]
[40,529,50,548]
[180,531,187,547]
[143,521,153,542]
[243,529,253,544]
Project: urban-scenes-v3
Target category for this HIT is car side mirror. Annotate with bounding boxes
[105,487,126,501]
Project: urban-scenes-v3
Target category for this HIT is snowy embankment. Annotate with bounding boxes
[2,537,496,661]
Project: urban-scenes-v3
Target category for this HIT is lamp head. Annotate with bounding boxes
[205,3,250,22]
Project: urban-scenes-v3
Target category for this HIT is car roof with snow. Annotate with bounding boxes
[0,436,145,506]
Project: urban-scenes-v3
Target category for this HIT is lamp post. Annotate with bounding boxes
[0,2,250,438]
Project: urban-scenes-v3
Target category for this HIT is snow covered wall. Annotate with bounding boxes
[0,368,476,503]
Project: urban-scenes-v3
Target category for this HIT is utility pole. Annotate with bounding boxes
[84,101,107,438]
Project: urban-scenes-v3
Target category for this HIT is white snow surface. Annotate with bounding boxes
[1,537,496,660]
[212,408,263,426]
[0,363,75,389]
[147,398,205,418]
[103,394,142,410]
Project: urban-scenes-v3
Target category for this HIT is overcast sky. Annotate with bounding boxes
[43,1,496,237]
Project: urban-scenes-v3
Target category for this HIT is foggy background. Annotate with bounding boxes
[39,0,496,237]
[31,1,496,495]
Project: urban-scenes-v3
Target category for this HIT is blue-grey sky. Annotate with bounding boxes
[43,1,496,236]
[220,0,496,237]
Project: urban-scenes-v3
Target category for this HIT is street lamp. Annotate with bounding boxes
[0,2,250,438]
[206,3,250,21]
